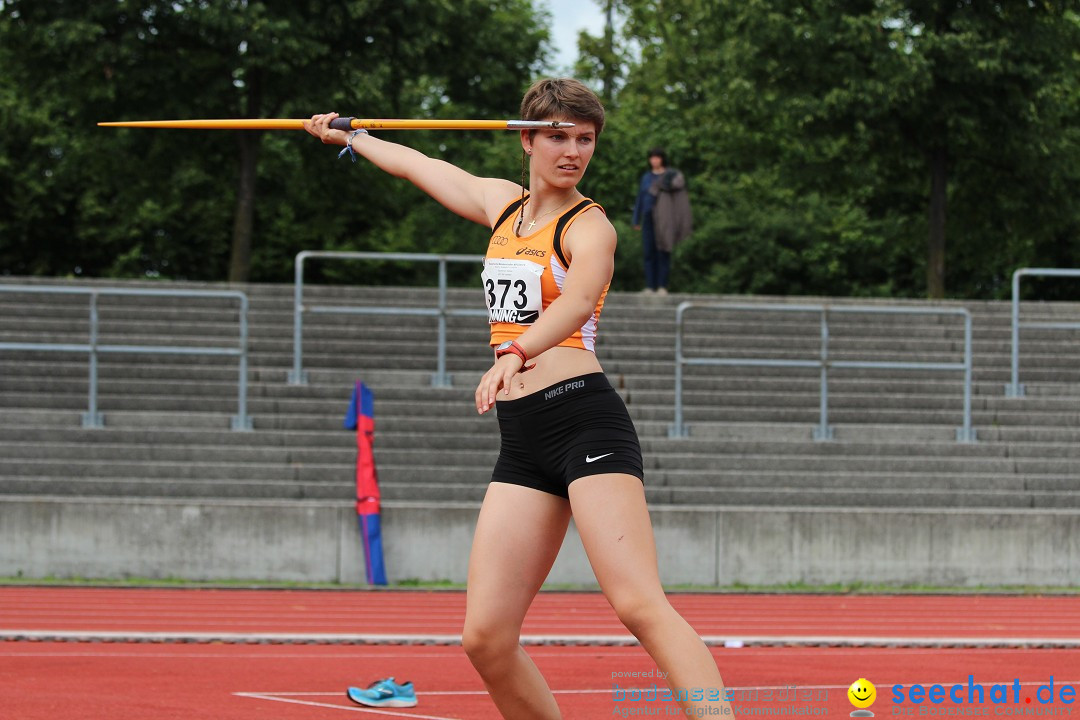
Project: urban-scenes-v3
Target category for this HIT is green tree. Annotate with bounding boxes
[579,0,1080,299]
[0,0,548,283]
[888,1,1080,298]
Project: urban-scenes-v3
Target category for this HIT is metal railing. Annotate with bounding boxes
[0,285,251,430]
[289,251,486,387]
[670,302,976,443]
[1005,268,1080,398]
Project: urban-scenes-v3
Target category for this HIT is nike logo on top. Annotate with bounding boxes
[585,453,614,463]
[489,308,540,324]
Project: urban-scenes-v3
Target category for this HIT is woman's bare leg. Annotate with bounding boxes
[463,482,572,719]
[569,474,731,715]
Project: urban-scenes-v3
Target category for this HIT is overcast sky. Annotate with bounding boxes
[542,0,606,72]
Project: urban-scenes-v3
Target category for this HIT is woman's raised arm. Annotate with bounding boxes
[304,112,519,227]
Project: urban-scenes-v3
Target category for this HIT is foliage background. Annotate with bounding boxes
[1,0,1078,299]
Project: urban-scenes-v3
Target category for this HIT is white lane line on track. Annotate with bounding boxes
[232,687,645,716]
[234,693,459,719]
[234,679,1080,716]
[6,630,1080,647]
[240,681,1080,697]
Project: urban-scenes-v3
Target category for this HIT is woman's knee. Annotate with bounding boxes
[609,592,672,638]
[462,620,519,668]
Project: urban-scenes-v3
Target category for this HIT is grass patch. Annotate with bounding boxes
[663,581,1080,595]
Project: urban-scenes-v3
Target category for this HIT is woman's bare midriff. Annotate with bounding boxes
[498,345,603,401]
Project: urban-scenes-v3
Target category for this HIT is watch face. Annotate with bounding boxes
[497,341,514,351]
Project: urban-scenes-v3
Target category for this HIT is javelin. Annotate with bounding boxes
[97,118,575,131]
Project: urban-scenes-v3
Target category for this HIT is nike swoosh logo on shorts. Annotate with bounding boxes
[585,453,614,463]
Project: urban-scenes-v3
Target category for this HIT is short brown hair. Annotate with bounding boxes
[520,78,605,136]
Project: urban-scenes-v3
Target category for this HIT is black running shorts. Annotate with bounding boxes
[491,372,644,499]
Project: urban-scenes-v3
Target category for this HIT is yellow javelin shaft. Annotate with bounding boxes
[96,118,573,131]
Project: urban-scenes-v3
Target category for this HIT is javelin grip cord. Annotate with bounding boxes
[329,117,357,132]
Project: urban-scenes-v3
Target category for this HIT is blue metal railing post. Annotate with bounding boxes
[1006,269,1024,397]
[668,302,689,438]
[232,293,252,430]
[813,308,833,441]
[81,291,104,428]
[957,310,976,442]
[289,251,309,385]
[434,257,451,388]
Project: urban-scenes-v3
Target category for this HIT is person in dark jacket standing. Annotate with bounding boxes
[632,148,692,295]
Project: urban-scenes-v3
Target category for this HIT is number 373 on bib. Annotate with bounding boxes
[481,258,545,325]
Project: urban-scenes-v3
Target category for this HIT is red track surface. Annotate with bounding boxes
[4,587,1080,719]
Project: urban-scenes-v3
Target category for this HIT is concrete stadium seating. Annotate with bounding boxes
[2,276,1079,509]
[2,276,1079,586]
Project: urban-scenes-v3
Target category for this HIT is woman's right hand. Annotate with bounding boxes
[303,112,350,147]
[475,353,529,415]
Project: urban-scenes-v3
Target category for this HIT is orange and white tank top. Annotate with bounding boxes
[483,195,608,351]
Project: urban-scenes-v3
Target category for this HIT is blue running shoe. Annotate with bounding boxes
[347,677,418,708]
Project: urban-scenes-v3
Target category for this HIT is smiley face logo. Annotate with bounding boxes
[848,678,877,716]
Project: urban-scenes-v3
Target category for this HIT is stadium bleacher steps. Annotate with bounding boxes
[2,277,1080,511]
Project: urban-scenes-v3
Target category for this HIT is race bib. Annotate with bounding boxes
[481,258,544,325]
